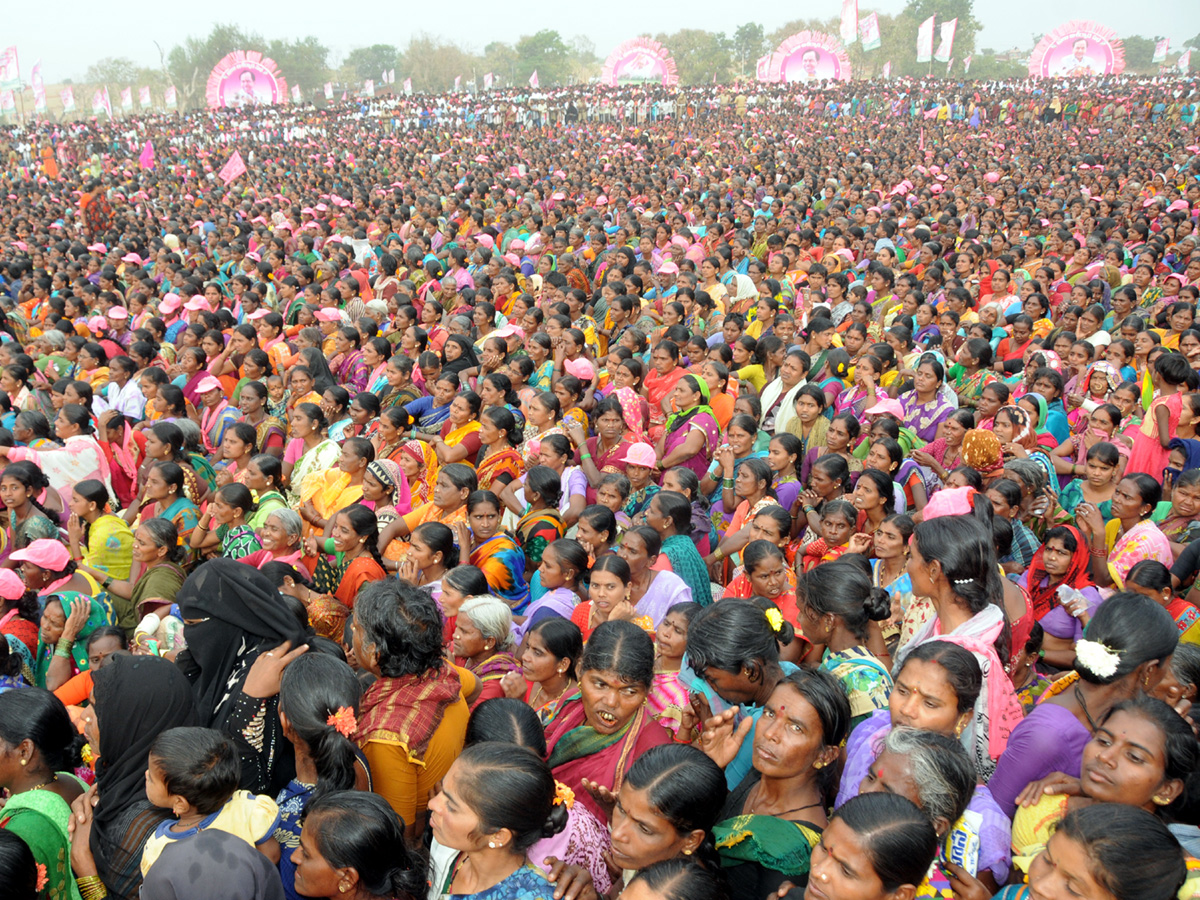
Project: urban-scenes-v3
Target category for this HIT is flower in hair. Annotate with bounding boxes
[764,608,784,634]
[327,706,358,738]
[553,780,575,809]
[1075,639,1121,679]
[36,864,48,892]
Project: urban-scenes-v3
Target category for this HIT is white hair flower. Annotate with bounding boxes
[1075,639,1121,680]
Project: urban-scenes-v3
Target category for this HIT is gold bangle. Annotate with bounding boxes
[78,876,108,900]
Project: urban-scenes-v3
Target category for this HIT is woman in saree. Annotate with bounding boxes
[452,595,521,710]
[657,374,720,482]
[1076,473,1174,590]
[515,466,567,576]
[378,463,476,558]
[948,336,998,408]
[994,404,1058,495]
[450,490,527,606]
[301,504,387,640]
[32,590,113,689]
[475,406,525,493]
[0,403,113,512]
[897,355,955,443]
[398,438,439,508]
[644,340,687,443]
[282,403,340,507]
[835,353,889,424]
[0,460,61,555]
[66,478,133,582]
[190,375,238,459]
[564,396,631,504]
[237,380,286,459]
[646,491,712,607]
[127,462,200,561]
[328,326,369,393]
[0,689,90,900]
[544,620,672,825]
[404,371,458,438]
[783,385,832,461]
[423,391,483,466]
[300,436,374,539]
[358,458,411,559]
[82,517,189,630]
[522,390,568,467]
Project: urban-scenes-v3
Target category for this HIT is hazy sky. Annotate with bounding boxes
[8,0,1200,83]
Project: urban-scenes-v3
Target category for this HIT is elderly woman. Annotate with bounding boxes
[79,518,188,636]
[452,595,522,711]
[239,508,304,569]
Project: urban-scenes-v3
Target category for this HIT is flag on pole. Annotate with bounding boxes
[964,56,972,74]
[1153,39,1170,64]
[382,71,387,86]
[0,47,19,90]
[218,150,247,185]
[291,85,301,102]
[1181,50,1193,73]
[946,57,954,73]
[388,69,395,84]
[363,79,375,97]
[454,75,462,90]
[138,86,151,109]
[403,78,412,95]
[60,86,75,112]
[919,128,925,151]
[102,86,112,118]
[91,88,104,115]
[755,55,770,80]
[31,61,45,112]
[859,13,881,52]
[840,0,858,45]
[529,70,539,89]
[0,91,14,115]
[164,85,176,109]
[483,72,494,90]
[139,140,155,170]
[934,19,957,63]
[917,16,936,63]
[323,82,333,100]
[882,61,892,78]
[120,87,132,111]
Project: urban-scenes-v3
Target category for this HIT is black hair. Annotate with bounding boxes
[829,793,938,891]
[687,597,780,677]
[354,580,445,678]
[0,688,82,773]
[1077,591,1178,685]
[452,742,568,851]
[214,482,256,519]
[467,489,502,515]
[811,452,853,493]
[148,727,240,815]
[1085,440,1121,468]
[624,744,728,869]
[778,668,853,800]
[0,830,38,900]
[1053,803,1186,900]
[523,617,584,682]
[138,517,185,564]
[1,460,56,524]
[410,522,456,572]
[482,406,523,446]
[628,858,729,900]
[580,620,655,690]
[900,640,983,713]
[798,558,892,640]
[442,565,489,599]
[653,490,693,534]
[525,465,562,509]
[438,462,479,496]
[1122,472,1164,514]
[1127,559,1172,593]
[465,697,549,755]
[304,791,426,900]
[577,505,618,547]
[248,453,283,490]
[279,653,362,804]
[855,468,897,515]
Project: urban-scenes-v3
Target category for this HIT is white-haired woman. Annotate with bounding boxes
[453,595,521,712]
[239,508,304,569]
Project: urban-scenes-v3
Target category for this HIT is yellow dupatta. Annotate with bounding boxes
[443,420,481,449]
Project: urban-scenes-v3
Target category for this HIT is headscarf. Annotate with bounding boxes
[613,386,646,443]
[91,656,198,891]
[440,334,479,377]
[1168,437,1200,472]
[998,404,1037,450]
[1026,393,1051,436]
[401,439,438,506]
[664,373,714,435]
[1080,361,1121,399]
[141,824,285,900]
[175,559,311,729]
[367,457,412,516]
[960,429,1003,474]
[34,591,113,684]
[1024,524,1094,620]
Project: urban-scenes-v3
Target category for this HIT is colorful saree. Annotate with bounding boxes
[470,534,531,612]
[0,788,84,900]
[516,508,566,569]
[476,446,524,492]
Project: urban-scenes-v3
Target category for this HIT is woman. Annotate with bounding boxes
[328,327,368,393]
[291,791,424,900]
[0,461,62,553]
[988,591,1178,817]
[657,374,720,482]
[282,404,340,507]
[898,513,1023,780]
[427,743,567,900]
[799,413,860,487]
[353,580,469,833]
[522,391,567,467]
[82,519,188,633]
[454,490,527,610]
[302,504,387,641]
[195,376,240,458]
[0,689,87,900]
[127,461,200,553]
[506,616,583,725]
[237,381,286,459]
[0,403,113,510]
[137,421,208,506]
[646,491,711,608]
[910,408,974,485]
[645,341,687,443]
[475,407,525,493]
[1019,523,1101,625]
[797,560,893,727]
[1057,441,1121,520]
[572,553,649,639]
[698,669,850,900]
[301,437,374,539]
[565,396,632,504]
[380,463,476,558]
[898,356,954,442]
[1076,473,1172,589]
[405,373,458,439]
[707,458,778,570]
[618,527,693,628]
[453,595,522,710]
[544,620,672,824]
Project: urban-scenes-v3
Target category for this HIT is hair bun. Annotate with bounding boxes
[541,800,569,839]
[863,587,893,622]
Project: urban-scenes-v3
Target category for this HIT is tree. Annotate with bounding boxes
[567,35,601,84]
[514,30,571,86]
[481,42,519,87]
[399,34,476,92]
[84,58,139,85]
[166,23,264,109]
[1121,35,1160,72]
[343,44,400,82]
[892,0,981,75]
[653,29,732,84]
[266,36,330,95]
[731,23,767,77]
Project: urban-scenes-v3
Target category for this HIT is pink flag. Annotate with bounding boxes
[323,82,333,100]
[291,85,301,102]
[164,85,176,109]
[755,55,770,81]
[923,108,939,120]
[0,90,14,113]
[139,140,155,170]
[363,79,375,97]
[120,87,132,111]
[31,60,45,113]
[529,70,539,89]
[946,57,954,73]
[60,86,75,112]
[483,72,494,90]
[934,19,957,63]
[218,150,247,185]
[964,56,973,74]
[1154,39,1169,64]
[916,16,935,63]
[840,0,858,45]
[101,86,112,118]
[0,47,18,88]
[403,78,412,95]
[388,69,395,84]
[454,75,462,90]
[882,61,892,78]
[1181,51,1193,73]
[138,86,151,109]
[859,13,881,52]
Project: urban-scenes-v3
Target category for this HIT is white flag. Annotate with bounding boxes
[388,69,395,84]
[363,79,375,97]
[454,75,462,90]
[324,82,333,100]
[882,61,892,78]
[840,0,858,45]
[529,70,539,89]
[483,72,494,90]
[31,60,45,112]
[934,18,957,63]
[1181,50,1193,73]
[917,16,935,64]
[403,78,413,96]
[1154,39,1169,64]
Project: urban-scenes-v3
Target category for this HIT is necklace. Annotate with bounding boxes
[30,774,58,792]
[532,678,576,711]
[746,781,823,818]
[1073,684,1099,733]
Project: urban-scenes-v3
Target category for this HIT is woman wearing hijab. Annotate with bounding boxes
[174,559,311,794]
[73,655,198,900]
[439,334,479,380]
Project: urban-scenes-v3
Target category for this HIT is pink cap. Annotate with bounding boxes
[159,293,182,313]
[564,357,594,381]
[619,442,657,468]
[121,252,142,265]
[865,399,905,418]
[194,376,224,394]
[493,323,526,340]
[87,243,107,253]
[184,297,210,311]
[658,261,680,275]
[314,308,342,322]
[87,315,108,332]
[107,306,129,319]
[0,569,25,600]
[922,486,978,520]
[247,308,271,320]
[503,253,520,267]
[476,234,495,250]
[10,539,71,571]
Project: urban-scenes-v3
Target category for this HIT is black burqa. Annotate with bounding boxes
[175,559,311,793]
[90,655,198,900]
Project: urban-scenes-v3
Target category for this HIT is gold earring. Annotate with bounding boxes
[1153,794,1170,806]
[813,760,825,770]
[20,759,26,766]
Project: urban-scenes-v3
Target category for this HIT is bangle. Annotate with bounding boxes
[804,505,817,513]
[1089,545,1107,556]
[722,477,735,488]
[580,452,592,461]
[103,576,113,590]
[78,875,108,900]
[713,548,725,561]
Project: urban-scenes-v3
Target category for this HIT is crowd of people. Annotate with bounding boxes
[0,70,1199,900]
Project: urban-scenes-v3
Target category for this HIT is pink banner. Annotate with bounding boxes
[1028,21,1124,77]
[1154,39,1169,64]
[139,140,155,170]
[858,13,880,52]
[600,37,679,87]
[0,47,18,88]
[934,19,957,63]
[323,82,333,99]
[31,61,45,112]
[840,0,858,45]
[60,86,75,112]
[0,90,14,113]
[138,86,151,109]
[483,72,494,90]
[164,85,176,109]
[529,70,539,88]
[218,150,247,185]
[120,87,132,111]
[917,16,935,63]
